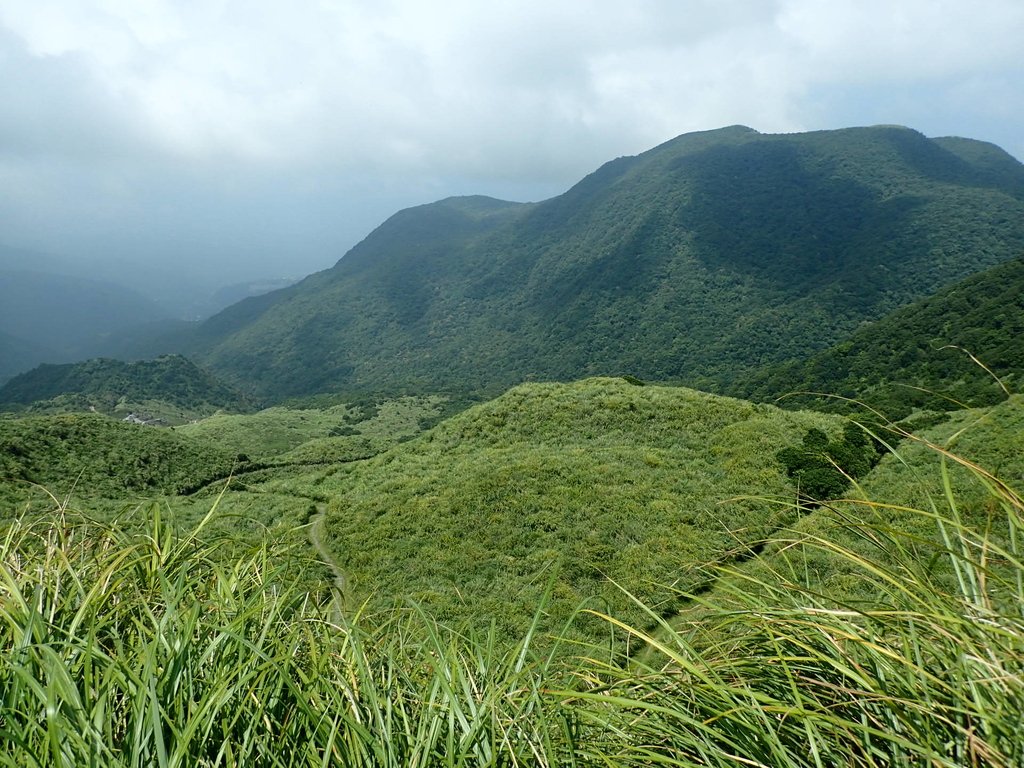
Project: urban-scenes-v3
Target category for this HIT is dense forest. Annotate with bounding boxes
[733,256,1024,416]
[172,125,1024,399]
[0,354,256,423]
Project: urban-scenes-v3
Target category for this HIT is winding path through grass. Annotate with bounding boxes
[309,504,347,622]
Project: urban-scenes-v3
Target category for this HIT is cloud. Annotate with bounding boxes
[0,0,1022,285]
[778,0,1024,82]
[3,0,1022,169]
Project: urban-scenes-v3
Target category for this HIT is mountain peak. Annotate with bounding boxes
[186,126,1024,399]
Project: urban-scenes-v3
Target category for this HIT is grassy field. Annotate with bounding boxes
[176,395,445,460]
[2,379,1022,765]
[700,393,1024,611]
[2,421,1021,766]
[316,378,869,643]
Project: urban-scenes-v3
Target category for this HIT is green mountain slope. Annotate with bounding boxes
[0,355,254,419]
[186,126,1024,399]
[731,257,1024,417]
[703,393,1024,612]
[317,377,862,641]
[0,413,237,503]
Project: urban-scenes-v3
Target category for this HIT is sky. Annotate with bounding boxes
[2,0,1023,296]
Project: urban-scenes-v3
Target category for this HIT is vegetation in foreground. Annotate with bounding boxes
[1,429,1022,767]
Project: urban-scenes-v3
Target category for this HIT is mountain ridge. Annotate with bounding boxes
[181,125,1024,399]
[0,355,255,422]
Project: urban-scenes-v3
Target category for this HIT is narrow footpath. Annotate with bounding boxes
[309,504,347,623]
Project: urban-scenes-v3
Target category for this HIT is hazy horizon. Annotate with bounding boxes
[3,1,1023,300]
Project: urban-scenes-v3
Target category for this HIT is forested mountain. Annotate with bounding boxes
[732,257,1024,416]
[0,355,254,416]
[183,125,1024,399]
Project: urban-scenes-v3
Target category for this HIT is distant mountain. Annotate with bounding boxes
[0,330,50,384]
[731,258,1024,417]
[185,125,1024,399]
[0,269,171,371]
[0,355,255,418]
[0,241,296,327]
[203,278,300,317]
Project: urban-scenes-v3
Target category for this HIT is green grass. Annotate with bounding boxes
[176,395,445,460]
[317,379,870,644]
[0,502,582,767]
[2,415,1022,766]
[0,413,238,505]
[707,393,1024,608]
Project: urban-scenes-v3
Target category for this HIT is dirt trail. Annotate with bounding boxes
[309,504,346,622]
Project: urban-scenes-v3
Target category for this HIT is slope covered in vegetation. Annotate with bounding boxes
[734,257,1024,417]
[186,125,1024,399]
[318,378,868,641]
[3,412,1022,767]
[826,394,1024,594]
[0,413,238,504]
[176,394,445,460]
[0,354,255,421]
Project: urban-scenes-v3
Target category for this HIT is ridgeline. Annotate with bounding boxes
[184,125,1024,399]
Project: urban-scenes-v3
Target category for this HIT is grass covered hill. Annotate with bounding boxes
[175,394,445,461]
[186,125,1024,399]
[732,257,1024,417]
[695,392,1024,617]
[0,413,237,503]
[0,354,255,421]
[318,377,865,642]
[2,380,1024,764]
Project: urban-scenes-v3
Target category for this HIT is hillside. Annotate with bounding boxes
[0,269,171,374]
[696,393,1024,614]
[732,257,1024,416]
[184,125,1024,399]
[176,394,445,460]
[0,413,237,504]
[317,377,865,641]
[0,355,255,422]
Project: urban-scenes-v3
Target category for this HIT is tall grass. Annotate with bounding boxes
[568,432,1024,767]
[2,436,1022,766]
[0,501,578,766]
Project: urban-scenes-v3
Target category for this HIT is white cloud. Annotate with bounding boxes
[3,0,1022,168]
[777,0,1024,82]
[0,0,1022,282]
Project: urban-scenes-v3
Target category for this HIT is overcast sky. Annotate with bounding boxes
[2,0,1023,289]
